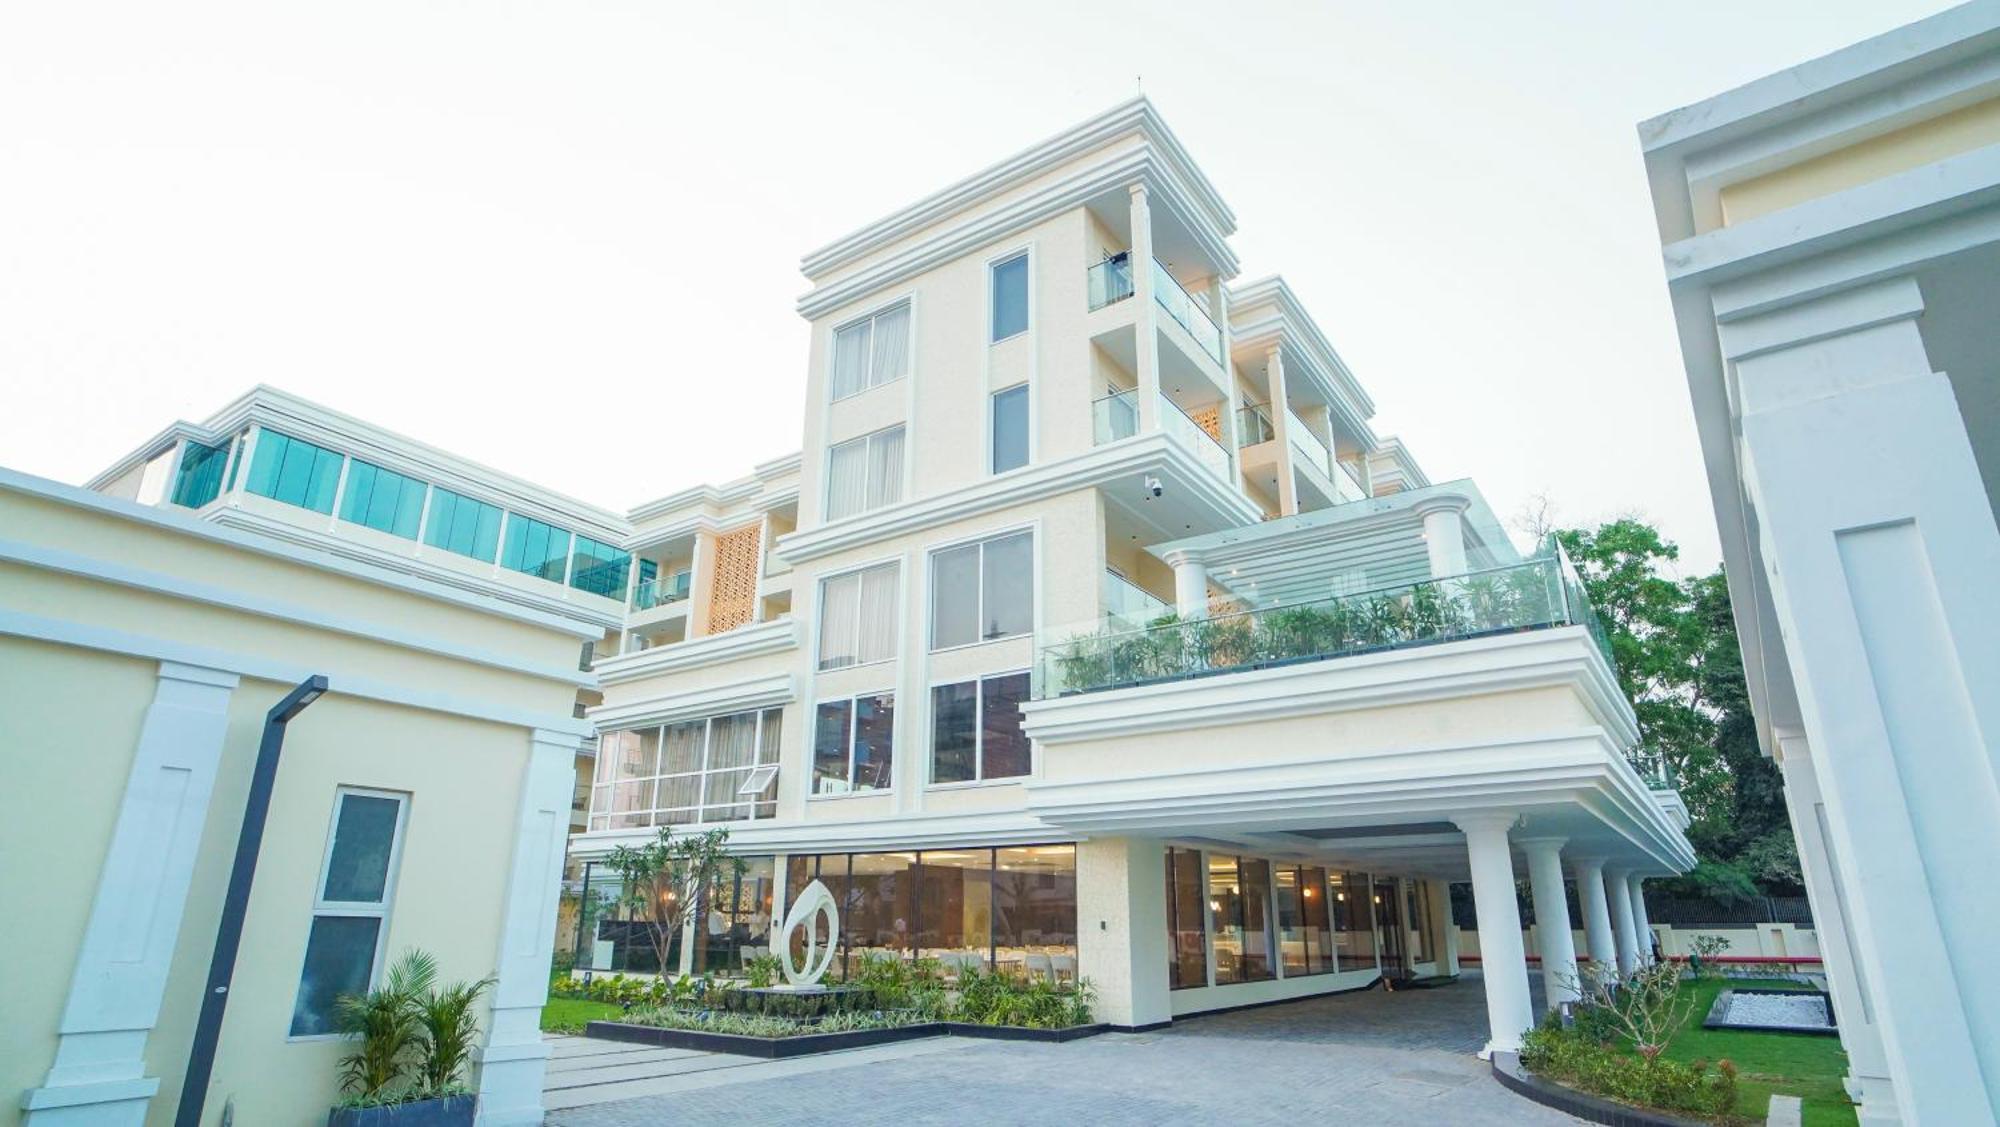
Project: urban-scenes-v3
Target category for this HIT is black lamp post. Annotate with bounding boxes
[175,675,327,1127]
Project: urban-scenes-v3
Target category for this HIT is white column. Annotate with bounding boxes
[24,663,238,1127]
[475,728,586,1127]
[1718,274,1998,1123]
[1604,867,1640,976]
[1213,284,1241,478]
[1627,874,1655,965]
[1416,497,1470,579]
[227,425,260,506]
[1425,879,1459,975]
[1571,857,1617,988]
[1265,346,1299,516]
[1779,730,1899,1125]
[1162,550,1208,618]
[1519,838,1579,1009]
[1076,837,1170,1029]
[1129,184,1161,435]
[1455,814,1534,1057]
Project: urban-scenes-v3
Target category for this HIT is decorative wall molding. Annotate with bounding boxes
[591,618,799,686]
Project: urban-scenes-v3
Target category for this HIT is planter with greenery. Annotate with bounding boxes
[326,950,493,1127]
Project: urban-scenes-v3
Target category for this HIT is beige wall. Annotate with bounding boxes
[2,481,587,1126]
[1717,96,2000,227]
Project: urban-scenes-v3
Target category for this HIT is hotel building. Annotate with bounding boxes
[82,97,1692,1073]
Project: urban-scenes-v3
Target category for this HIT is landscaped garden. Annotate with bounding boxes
[1520,958,1856,1126]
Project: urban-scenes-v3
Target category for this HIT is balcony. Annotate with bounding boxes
[1102,569,1173,631]
[1150,259,1223,365]
[1286,411,1333,478]
[632,570,692,611]
[1236,404,1276,448]
[1033,552,1614,699]
[1092,389,1230,482]
[1087,256,1134,310]
[1334,460,1367,503]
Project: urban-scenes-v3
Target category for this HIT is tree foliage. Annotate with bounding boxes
[1555,520,1799,897]
[605,826,744,975]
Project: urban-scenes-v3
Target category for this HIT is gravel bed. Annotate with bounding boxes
[1718,990,1831,1031]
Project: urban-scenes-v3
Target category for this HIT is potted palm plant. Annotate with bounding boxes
[327,950,493,1126]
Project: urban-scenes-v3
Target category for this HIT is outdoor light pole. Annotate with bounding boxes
[175,674,328,1127]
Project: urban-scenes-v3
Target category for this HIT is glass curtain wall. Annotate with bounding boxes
[1406,880,1434,966]
[785,845,1075,981]
[690,857,776,975]
[1276,865,1337,977]
[1209,855,1275,985]
[1331,872,1378,970]
[1165,847,1207,989]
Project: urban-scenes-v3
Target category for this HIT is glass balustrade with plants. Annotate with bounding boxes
[632,569,693,611]
[1091,389,1231,483]
[1102,569,1174,631]
[1034,545,1617,699]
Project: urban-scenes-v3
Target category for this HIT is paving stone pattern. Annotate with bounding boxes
[545,973,1581,1126]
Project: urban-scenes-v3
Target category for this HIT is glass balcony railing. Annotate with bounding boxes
[1333,460,1368,503]
[1287,412,1333,478]
[1103,569,1174,631]
[631,570,692,611]
[1092,389,1231,482]
[1034,552,1614,699]
[1236,404,1276,448]
[1087,256,1135,310]
[1092,388,1141,445]
[1150,258,1224,365]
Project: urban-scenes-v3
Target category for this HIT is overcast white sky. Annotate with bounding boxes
[0,0,1957,572]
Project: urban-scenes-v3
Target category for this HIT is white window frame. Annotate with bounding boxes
[988,382,1030,476]
[289,787,410,1041]
[822,424,906,522]
[926,667,1033,787]
[809,690,896,799]
[816,559,900,671]
[928,528,1034,652]
[988,251,1030,344]
[828,298,912,402]
[587,710,781,829]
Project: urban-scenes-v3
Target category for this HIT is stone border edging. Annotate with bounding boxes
[583,1018,1106,1058]
[1489,1050,1708,1127]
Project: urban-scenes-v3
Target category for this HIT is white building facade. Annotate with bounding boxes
[100,98,1694,1065]
[1642,5,2000,1124]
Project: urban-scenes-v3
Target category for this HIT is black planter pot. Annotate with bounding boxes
[326,1094,476,1127]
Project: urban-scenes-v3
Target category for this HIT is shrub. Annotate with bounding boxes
[745,954,782,988]
[331,949,494,1106]
[1522,1018,1737,1118]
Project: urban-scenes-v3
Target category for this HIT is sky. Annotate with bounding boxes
[0,0,1959,573]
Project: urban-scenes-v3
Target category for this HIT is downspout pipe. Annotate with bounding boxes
[175,675,327,1127]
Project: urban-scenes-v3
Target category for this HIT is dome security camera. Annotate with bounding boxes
[1145,475,1164,499]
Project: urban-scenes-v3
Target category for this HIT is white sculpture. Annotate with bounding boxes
[776,878,839,989]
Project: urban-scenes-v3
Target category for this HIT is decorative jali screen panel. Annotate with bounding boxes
[704,522,763,634]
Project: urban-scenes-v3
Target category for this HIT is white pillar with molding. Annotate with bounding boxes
[1571,857,1618,988]
[1519,837,1580,1009]
[1627,874,1655,965]
[1425,879,1459,976]
[1161,549,1208,618]
[1604,867,1640,976]
[1129,184,1161,435]
[1455,813,1534,1057]
[1415,497,1469,579]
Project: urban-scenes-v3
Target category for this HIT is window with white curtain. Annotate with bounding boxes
[818,561,900,670]
[929,530,1033,650]
[829,301,911,400]
[825,426,905,521]
[585,709,782,829]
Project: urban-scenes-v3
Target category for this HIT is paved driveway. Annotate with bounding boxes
[544,972,1578,1126]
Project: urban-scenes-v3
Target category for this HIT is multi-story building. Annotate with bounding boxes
[1642,4,2000,1123]
[94,98,1693,1062]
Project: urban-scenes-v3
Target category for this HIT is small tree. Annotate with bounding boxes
[605,827,744,978]
[1572,958,1701,1062]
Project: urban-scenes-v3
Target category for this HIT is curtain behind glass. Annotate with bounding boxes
[865,427,904,510]
[703,712,759,817]
[818,571,860,669]
[856,563,899,665]
[831,319,871,399]
[825,438,867,520]
[870,303,909,384]
[929,543,979,649]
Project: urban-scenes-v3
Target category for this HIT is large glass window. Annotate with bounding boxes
[817,562,899,670]
[692,856,776,975]
[829,301,911,400]
[568,535,629,598]
[501,513,571,582]
[290,789,406,1036]
[1165,847,1208,990]
[917,848,991,964]
[423,487,504,562]
[245,430,343,514]
[812,692,894,795]
[1303,865,1334,974]
[993,845,1075,979]
[824,426,905,520]
[1407,880,1434,966]
[990,384,1029,473]
[1331,871,1377,970]
[339,459,427,540]
[929,671,1031,784]
[1276,865,1335,977]
[1210,854,1274,984]
[844,853,915,967]
[990,253,1029,342]
[170,438,232,509]
[586,709,781,830]
[929,530,1032,649]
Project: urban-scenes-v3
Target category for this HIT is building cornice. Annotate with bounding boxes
[801,97,1234,282]
[1,466,607,640]
[591,616,799,685]
[587,672,794,730]
[798,144,1238,321]
[567,810,1072,861]
[775,434,1262,566]
[1228,275,1378,426]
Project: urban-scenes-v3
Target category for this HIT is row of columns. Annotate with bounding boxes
[1453,813,1659,1057]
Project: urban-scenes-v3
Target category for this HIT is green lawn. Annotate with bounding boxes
[1660,977,1856,1126]
[541,996,623,1033]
